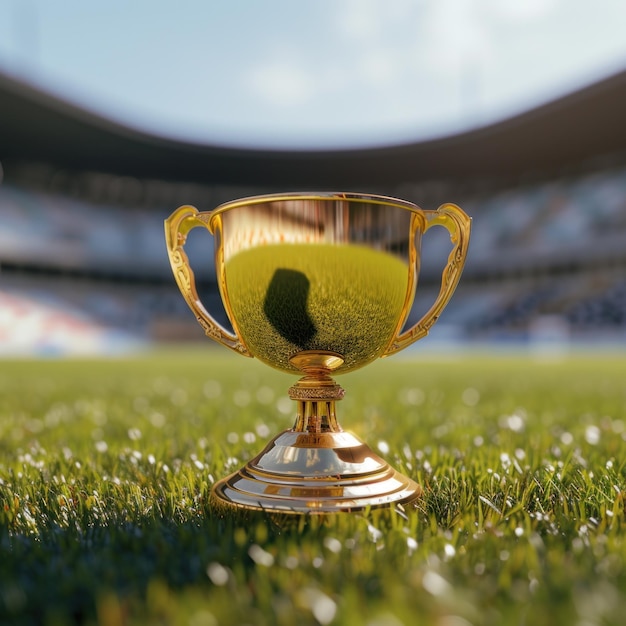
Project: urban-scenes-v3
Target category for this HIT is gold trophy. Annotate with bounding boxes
[165,193,470,515]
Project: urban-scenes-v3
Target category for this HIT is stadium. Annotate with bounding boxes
[2,67,626,355]
[2,15,626,624]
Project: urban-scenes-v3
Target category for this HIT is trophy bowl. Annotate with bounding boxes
[165,192,471,515]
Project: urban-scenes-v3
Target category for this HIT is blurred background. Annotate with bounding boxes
[1,0,626,356]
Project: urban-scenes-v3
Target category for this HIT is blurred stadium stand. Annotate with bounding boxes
[1,68,626,354]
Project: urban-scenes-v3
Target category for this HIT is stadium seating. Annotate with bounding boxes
[1,162,625,354]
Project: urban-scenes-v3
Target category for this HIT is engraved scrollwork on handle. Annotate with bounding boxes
[164,205,251,357]
[383,203,471,356]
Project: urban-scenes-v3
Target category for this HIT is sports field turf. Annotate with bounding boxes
[1,349,625,625]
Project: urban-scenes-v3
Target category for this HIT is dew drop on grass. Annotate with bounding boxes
[233,389,251,407]
[585,425,601,445]
[203,380,222,399]
[128,428,141,441]
[133,397,149,412]
[206,562,229,586]
[95,441,108,453]
[422,571,451,596]
[189,610,217,626]
[284,555,299,569]
[462,387,480,406]
[150,412,166,428]
[256,423,270,438]
[407,388,425,406]
[368,524,383,542]
[276,397,292,415]
[297,588,337,625]
[248,544,274,567]
[323,537,342,554]
[377,441,390,455]
[255,386,275,405]
[170,388,188,407]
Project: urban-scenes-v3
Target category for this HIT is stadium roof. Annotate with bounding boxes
[1,67,626,188]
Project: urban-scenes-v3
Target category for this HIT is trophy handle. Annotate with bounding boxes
[384,203,471,356]
[164,205,252,356]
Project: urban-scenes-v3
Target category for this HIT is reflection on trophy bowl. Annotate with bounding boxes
[165,192,471,515]
[227,241,409,374]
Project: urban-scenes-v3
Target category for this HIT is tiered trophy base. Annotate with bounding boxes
[210,429,421,514]
[209,351,422,515]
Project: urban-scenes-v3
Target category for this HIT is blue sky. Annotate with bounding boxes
[1,0,626,149]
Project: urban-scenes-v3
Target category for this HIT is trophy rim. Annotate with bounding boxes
[207,191,423,230]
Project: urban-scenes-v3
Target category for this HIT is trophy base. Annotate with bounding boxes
[209,429,421,515]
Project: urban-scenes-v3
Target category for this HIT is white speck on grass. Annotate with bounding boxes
[128,428,141,441]
[243,431,256,444]
[444,544,456,560]
[227,432,239,444]
[189,610,217,626]
[585,425,601,445]
[462,387,480,406]
[95,441,108,453]
[203,380,222,399]
[256,423,270,438]
[422,570,451,596]
[284,555,299,569]
[255,386,275,404]
[150,412,166,428]
[501,412,525,432]
[323,537,342,554]
[277,396,292,415]
[400,387,425,406]
[377,440,390,455]
[206,562,229,586]
[248,544,274,567]
[299,588,337,625]
[233,389,251,407]
[366,613,404,626]
[170,388,188,406]
[368,524,383,542]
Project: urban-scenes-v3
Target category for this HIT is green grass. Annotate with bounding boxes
[1,349,626,625]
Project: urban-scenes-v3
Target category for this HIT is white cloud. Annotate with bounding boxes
[246,59,316,108]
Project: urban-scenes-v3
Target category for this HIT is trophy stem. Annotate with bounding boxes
[289,376,344,433]
[209,352,422,515]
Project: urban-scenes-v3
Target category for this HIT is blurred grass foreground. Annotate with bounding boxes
[1,349,626,625]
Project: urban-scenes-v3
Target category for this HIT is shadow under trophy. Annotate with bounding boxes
[165,192,471,515]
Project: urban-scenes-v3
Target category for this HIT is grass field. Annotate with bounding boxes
[1,349,625,625]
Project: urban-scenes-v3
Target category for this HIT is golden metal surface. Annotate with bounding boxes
[209,429,422,514]
[164,192,471,515]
